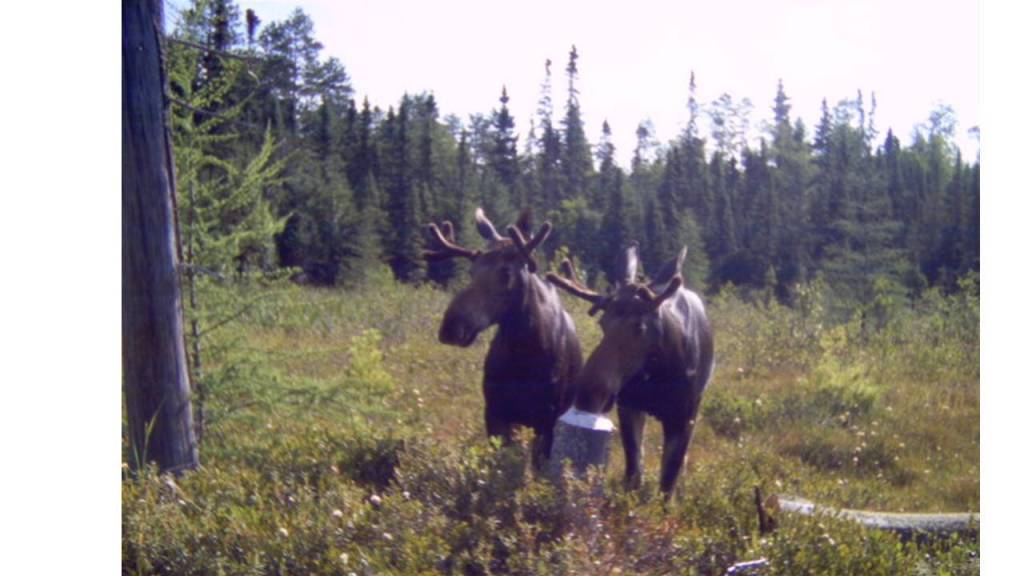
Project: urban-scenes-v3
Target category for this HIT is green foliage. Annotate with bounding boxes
[145,4,980,573]
[808,325,881,420]
[171,0,978,299]
[702,389,766,439]
[124,273,977,574]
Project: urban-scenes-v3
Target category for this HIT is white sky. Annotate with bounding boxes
[170,0,980,164]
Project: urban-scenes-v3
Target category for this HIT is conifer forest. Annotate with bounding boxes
[166,2,978,301]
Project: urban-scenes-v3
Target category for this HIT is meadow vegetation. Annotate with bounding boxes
[123,269,978,575]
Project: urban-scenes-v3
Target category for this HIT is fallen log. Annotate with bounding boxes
[758,489,979,542]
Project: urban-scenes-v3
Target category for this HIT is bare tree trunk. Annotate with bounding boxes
[123,0,199,473]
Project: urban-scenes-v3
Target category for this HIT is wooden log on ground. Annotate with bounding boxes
[770,493,979,542]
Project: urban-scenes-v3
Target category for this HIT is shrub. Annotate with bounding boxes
[123,276,978,574]
[702,390,766,439]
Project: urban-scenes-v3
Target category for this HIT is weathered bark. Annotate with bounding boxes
[123,0,199,473]
[771,494,979,542]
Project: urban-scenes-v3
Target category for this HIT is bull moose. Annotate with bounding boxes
[548,243,715,498]
[423,208,582,466]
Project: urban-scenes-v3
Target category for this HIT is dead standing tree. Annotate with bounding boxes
[123,0,199,473]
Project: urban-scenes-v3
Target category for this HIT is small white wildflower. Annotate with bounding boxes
[382,532,394,542]
[340,552,349,565]
[369,494,382,508]
[332,509,343,519]
[278,527,289,538]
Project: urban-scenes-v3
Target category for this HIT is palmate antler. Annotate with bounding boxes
[422,221,480,261]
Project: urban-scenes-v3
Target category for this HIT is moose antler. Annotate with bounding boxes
[638,275,683,309]
[507,221,552,273]
[546,258,609,315]
[422,221,480,261]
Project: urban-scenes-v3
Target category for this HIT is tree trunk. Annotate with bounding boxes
[122,0,199,473]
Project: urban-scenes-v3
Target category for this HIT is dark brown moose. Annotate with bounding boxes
[423,208,582,465]
[548,243,715,498]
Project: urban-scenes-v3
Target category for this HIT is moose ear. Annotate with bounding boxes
[615,240,640,286]
[651,246,688,286]
[475,207,504,242]
[514,207,533,237]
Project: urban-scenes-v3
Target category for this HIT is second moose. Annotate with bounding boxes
[549,242,715,498]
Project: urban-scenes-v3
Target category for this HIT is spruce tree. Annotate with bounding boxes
[491,86,519,209]
[561,45,593,203]
[379,99,424,282]
[770,80,813,292]
[597,121,630,282]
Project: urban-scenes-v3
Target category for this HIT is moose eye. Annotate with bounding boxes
[634,321,646,335]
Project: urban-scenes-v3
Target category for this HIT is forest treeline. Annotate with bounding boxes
[168,0,980,311]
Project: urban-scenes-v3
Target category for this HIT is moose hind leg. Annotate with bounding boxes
[618,405,647,490]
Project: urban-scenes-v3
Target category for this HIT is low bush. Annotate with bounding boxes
[123,273,978,574]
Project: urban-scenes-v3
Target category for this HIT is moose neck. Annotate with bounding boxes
[495,273,555,350]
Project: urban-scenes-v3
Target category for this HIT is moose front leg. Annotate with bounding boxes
[485,404,513,446]
[528,416,558,469]
[659,410,699,499]
[618,405,646,490]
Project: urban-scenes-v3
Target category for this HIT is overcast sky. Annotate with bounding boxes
[169,0,980,164]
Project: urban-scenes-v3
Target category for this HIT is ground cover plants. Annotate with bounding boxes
[123,271,979,574]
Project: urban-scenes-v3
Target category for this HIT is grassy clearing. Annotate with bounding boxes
[123,271,979,574]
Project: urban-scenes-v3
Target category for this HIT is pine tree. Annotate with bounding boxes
[536,58,563,219]
[596,120,631,282]
[707,152,738,262]
[491,86,519,209]
[379,99,424,282]
[593,120,616,213]
[770,80,813,293]
[682,72,712,227]
[655,147,684,266]
[561,45,593,203]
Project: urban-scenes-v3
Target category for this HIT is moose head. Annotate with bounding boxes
[424,207,552,347]
[547,244,686,413]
